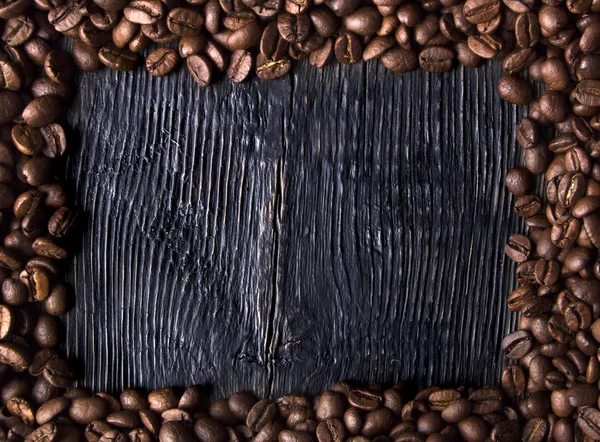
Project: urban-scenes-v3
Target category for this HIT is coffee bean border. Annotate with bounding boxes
[0,0,598,439]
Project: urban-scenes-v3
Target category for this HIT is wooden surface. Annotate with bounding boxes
[62,59,525,399]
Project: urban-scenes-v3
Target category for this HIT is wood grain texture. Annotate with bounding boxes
[63,59,525,399]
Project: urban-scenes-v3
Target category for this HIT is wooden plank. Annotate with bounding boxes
[63,59,523,398]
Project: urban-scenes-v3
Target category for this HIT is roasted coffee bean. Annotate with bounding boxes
[381,47,418,72]
[344,7,382,36]
[69,396,110,425]
[497,74,531,105]
[418,46,453,73]
[502,329,532,358]
[124,0,163,25]
[505,167,533,196]
[457,416,488,442]
[194,416,227,442]
[43,357,74,388]
[99,45,138,70]
[521,417,548,442]
[348,388,383,411]
[503,47,536,73]
[36,396,69,425]
[334,31,361,64]
[504,233,531,262]
[22,96,61,128]
[145,47,178,77]
[467,33,502,58]
[246,400,277,432]
[187,53,213,86]
[578,407,600,439]
[468,387,502,415]
[501,365,526,397]
[316,418,345,442]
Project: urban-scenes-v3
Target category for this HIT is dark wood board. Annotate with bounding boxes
[62,58,525,400]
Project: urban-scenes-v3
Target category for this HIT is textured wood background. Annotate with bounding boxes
[62,59,525,399]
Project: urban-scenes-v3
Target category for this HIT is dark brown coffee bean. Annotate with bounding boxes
[178,35,206,58]
[504,233,531,262]
[521,417,548,442]
[578,407,600,439]
[227,20,262,50]
[145,47,178,77]
[463,0,500,24]
[186,54,213,86]
[256,53,290,79]
[457,416,488,442]
[467,33,502,58]
[247,400,277,432]
[159,421,194,442]
[344,7,382,36]
[418,46,453,73]
[348,388,383,411]
[502,329,533,358]
[69,397,110,425]
[309,6,338,37]
[334,31,362,64]
[503,48,536,73]
[48,4,83,33]
[316,418,345,442]
[194,416,227,442]
[43,358,74,387]
[99,45,138,70]
[468,387,502,415]
[539,90,570,123]
[44,50,74,83]
[22,96,61,128]
[362,408,394,436]
[166,7,203,36]
[36,396,70,425]
[40,123,67,158]
[381,47,417,72]
[501,365,526,397]
[123,0,163,25]
[497,74,531,105]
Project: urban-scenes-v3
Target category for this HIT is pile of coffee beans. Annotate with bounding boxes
[0,0,598,435]
[0,381,527,441]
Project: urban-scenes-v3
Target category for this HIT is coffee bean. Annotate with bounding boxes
[578,407,600,439]
[69,396,110,425]
[348,388,383,411]
[380,47,417,72]
[159,421,194,442]
[457,416,488,442]
[468,387,503,415]
[504,233,531,263]
[497,74,531,105]
[186,53,213,86]
[99,45,138,70]
[503,48,536,73]
[145,47,178,77]
[501,365,526,397]
[467,33,502,58]
[36,397,70,425]
[194,416,227,442]
[256,53,290,79]
[344,7,382,36]
[502,329,533,358]
[334,31,362,64]
[246,400,277,432]
[38,358,72,390]
[123,0,163,25]
[418,46,453,73]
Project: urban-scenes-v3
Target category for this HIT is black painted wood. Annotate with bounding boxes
[63,59,524,399]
